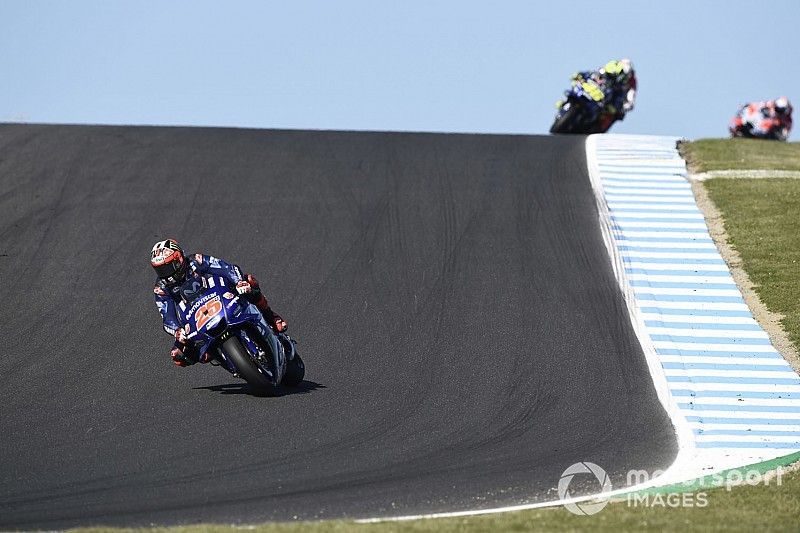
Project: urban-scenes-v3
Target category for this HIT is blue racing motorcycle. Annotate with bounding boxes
[550,75,613,134]
[176,274,305,393]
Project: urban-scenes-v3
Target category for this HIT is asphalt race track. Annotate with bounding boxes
[0,124,677,528]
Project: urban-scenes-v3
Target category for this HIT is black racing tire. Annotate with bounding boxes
[220,335,277,392]
[282,353,305,387]
[550,104,582,134]
[766,127,786,141]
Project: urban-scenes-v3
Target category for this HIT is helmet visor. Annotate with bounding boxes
[154,259,182,280]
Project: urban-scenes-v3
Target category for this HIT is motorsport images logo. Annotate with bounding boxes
[558,462,613,515]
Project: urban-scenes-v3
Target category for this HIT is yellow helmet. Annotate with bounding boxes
[603,60,623,76]
[602,59,633,84]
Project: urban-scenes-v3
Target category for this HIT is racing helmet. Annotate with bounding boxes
[151,238,188,284]
[602,59,633,85]
[775,96,791,116]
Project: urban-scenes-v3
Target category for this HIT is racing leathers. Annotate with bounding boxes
[570,68,637,131]
[153,253,286,367]
[730,100,793,141]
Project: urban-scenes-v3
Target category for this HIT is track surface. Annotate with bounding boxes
[0,125,676,528]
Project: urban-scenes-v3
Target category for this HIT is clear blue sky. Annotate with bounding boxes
[2,1,797,139]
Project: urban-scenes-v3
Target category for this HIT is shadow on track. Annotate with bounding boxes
[193,380,326,397]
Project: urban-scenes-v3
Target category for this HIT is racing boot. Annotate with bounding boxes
[255,298,293,361]
[262,304,287,333]
[245,274,288,333]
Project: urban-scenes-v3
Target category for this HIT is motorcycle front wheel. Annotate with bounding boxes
[220,335,277,392]
[550,104,582,134]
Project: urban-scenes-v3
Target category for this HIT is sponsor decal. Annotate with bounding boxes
[223,292,235,300]
[187,293,218,315]
[151,250,171,265]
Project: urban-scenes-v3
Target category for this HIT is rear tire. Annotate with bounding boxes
[283,353,305,387]
[220,336,277,392]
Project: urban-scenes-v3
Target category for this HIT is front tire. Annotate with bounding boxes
[220,335,277,392]
[550,104,582,134]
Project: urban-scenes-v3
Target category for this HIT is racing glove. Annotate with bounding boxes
[236,280,252,295]
[170,346,197,367]
[175,327,187,344]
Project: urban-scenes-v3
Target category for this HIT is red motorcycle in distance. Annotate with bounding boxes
[729,99,792,141]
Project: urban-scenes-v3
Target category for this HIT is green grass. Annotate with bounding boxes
[680,138,800,173]
[72,468,800,532]
[704,178,800,348]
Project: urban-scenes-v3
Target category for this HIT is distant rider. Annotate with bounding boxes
[150,239,287,367]
[569,59,637,131]
[730,96,793,141]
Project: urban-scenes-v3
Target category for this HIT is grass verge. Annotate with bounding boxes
[72,467,800,532]
[680,138,800,173]
[703,178,800,348]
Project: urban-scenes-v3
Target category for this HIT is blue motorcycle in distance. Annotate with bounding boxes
[176,274,305,393]
[550,75,613,134]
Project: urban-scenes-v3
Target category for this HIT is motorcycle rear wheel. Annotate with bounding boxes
[283,353,305,387]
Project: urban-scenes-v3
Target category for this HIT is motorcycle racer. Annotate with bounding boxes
[730,97,793,141]
[566,58,637,132]
[150,239,287,367]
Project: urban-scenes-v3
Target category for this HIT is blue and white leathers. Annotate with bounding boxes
[153,253,245,336]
